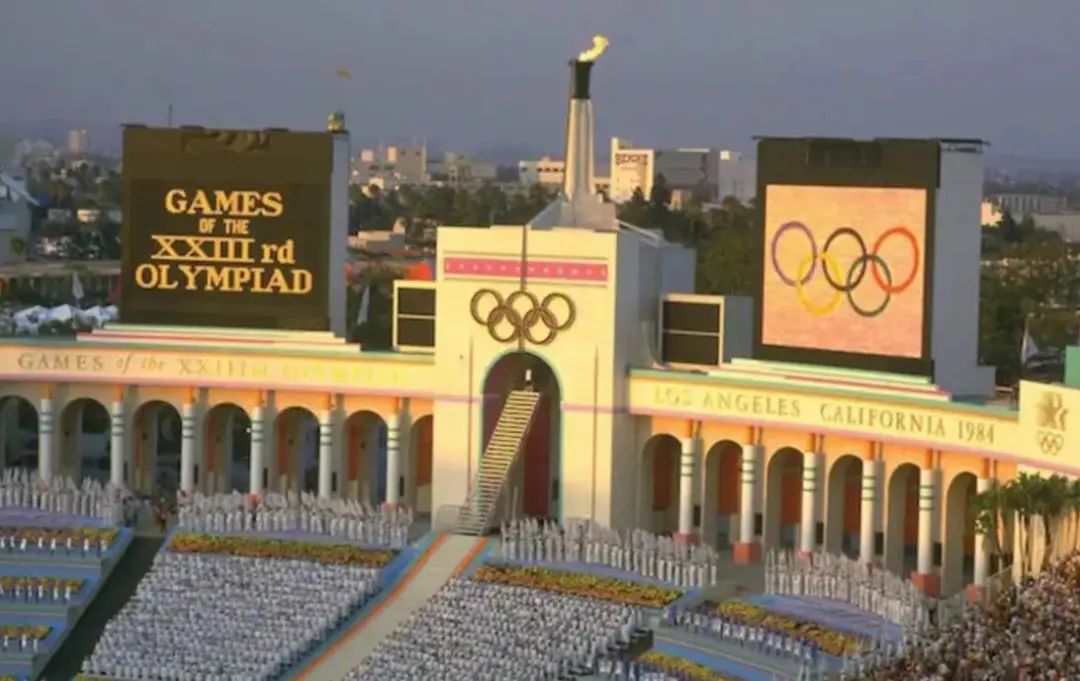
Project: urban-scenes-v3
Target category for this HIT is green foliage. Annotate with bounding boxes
[350,183,556,235]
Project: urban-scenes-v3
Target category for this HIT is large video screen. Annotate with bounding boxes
[760,184,928,359]
[121,129,332,330]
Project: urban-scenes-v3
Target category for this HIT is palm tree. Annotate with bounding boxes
[1033,475,1071,570]
[971,480,1009,571]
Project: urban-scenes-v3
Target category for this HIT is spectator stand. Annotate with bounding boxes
[79,494,422,681]
[279,531,440,681]
[0,503,133,681]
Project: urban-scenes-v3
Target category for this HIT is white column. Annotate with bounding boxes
[917,467,936,575]
[110,400,126,488]
[179,403,196,494]
[249,406,266,496]
[973,476,992,587]
[385,413,400,507]
[677,437,696,540]
[38,397,54,483]
[739,444,759,544]
[318,410,334,499]
[859,457,877,565]
[800,452,820,554]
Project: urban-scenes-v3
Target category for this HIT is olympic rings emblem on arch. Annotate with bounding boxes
[770,222,921,318]
[469,288,576,345]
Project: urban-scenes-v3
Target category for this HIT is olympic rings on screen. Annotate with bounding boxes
[770,223,920,317]
[469,288,576,345]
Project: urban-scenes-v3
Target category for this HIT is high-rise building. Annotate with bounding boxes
[608,138,756,204]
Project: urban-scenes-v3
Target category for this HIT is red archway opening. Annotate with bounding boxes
[482,352,560,519]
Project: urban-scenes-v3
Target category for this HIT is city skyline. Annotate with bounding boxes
[2,1,1080,159]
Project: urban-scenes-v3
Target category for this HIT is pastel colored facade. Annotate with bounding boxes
[2,268,1079,597]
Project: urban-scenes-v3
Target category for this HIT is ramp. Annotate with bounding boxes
[295,534,485,681]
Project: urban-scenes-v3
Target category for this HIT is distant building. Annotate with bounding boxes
[352,144,428,188]
[518,156,565,187]
[608,138,755,204]
[715,150,756,204]
[435,152,496,185]
[0,174,37,265]
[1031,213,1080,242]
[11,139,58,168]
[67,129,91,156]
[981,200,1003,227]
[991,192,1068,217]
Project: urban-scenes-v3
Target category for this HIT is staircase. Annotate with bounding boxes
[455,389,541,535]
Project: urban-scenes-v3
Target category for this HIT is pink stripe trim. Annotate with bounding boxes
[444,257,608,282]
[0,372,435,399]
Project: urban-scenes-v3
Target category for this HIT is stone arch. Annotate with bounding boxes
[58,398,111,483]
[132,401,182,494]
[943,471,977,596]
[0,396,38,472]
[273,407,319,495]
[825,455,863,558]
[204,403,252,494]
[886,463,921,576]
[638,434,680,535]
[765,448,804,551]
[701,440,741,549]
[343,410,387,505]
[406,414,433,513]
[482,351,562,520]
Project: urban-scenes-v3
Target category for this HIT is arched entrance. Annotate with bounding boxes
[638,434,679,535]
[765,448,803,550]
[0,397,37,472]
[132,401,182,494]
[943,472,977,596]
[343,411,386,505]
[886,463,920,576]
[274,407,319,495]
[59,399,110,483]
[204,404,251,494]
[825,455,863,558]
[483,352,561,520]
[701,440,740,549]
[407,415,433,513]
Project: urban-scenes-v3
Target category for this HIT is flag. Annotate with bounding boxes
[1021,322,1039,366]
[71,272,84,302]
[356,285,370,326]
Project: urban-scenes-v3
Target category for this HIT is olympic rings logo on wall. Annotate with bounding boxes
[770,222,922,318]
[469,288,576,346]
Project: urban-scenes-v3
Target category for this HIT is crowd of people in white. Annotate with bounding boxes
[176,491,413,548]
[81,551,382,681]
[496,518,721,588]
[0,469,128,527]
[346,578,647,681]
[765,550,931,631]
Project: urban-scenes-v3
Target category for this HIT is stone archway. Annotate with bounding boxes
[483,352,561,520]
[132,401,182,494]
[204,404,251,494]
[825,455,863,558]
[58,399,110,483]
[343,411,387,505]
[407,415,433,513]
[886,463,920,576]
[638,434,680,535]
[0,397,38,472]
[765,448,804,551]
[943,472,977,596]
[274,407,319,495]
[701,440,741,549]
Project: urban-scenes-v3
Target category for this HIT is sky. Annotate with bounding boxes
[2,0,1079,158]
